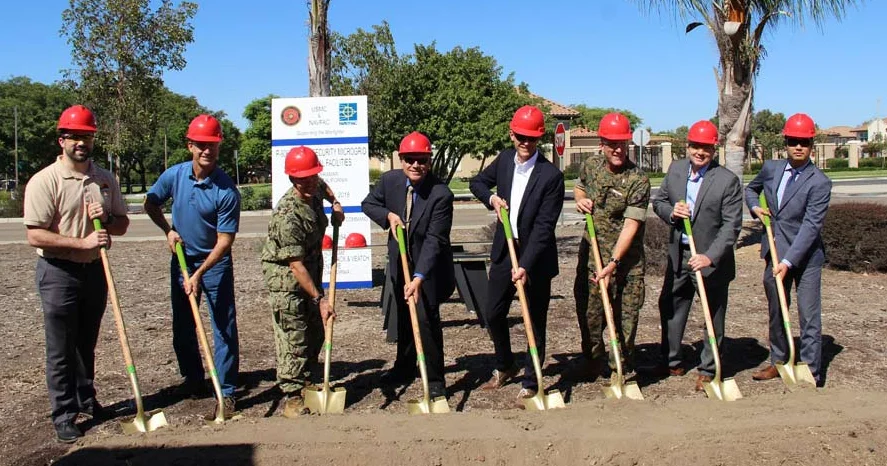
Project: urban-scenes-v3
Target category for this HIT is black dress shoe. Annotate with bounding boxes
[79,399,105,421]
[428,384,447,400]
[55,421,83,444]
[379,368,417,386]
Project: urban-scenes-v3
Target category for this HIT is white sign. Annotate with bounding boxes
[632,128,651,147]
[271,96,371,289]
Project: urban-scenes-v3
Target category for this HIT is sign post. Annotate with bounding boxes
[632,128,651,171]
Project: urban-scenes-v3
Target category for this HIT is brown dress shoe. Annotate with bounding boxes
[695,375,712,392]
[669,367,687,377]
[752,365,780,381]
[514,387,536,409]
[479,367,519,390]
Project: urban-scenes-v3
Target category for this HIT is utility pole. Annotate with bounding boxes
[234,149,240,187]
[13,106,19,191]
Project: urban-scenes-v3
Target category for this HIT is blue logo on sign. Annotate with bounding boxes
[339,103,358,125]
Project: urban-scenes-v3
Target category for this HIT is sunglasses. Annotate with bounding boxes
[785,137,813,148]
[514,134,539,144]
[402,155,430,166]
[61,133,95,142]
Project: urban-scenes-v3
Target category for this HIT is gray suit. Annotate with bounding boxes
[745,159,831,383]
[652,159,743,376]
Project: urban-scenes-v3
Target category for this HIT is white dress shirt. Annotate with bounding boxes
[508,151,538,239]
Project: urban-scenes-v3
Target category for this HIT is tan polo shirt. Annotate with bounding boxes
[23,156,128,263]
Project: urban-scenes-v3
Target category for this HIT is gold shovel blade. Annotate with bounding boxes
[776,362,817,387]
[407,396,450,415]
[603,378,644,401]
[702,377,743,402]
[303,386,347,414]
[523,389,566,411]
[120,409,168,434]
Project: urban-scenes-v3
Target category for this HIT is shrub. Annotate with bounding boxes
[826,158,849,169]
[644,216,671,274]
[749,161,764,173]
[563,161,581,180]
[240,185,272,211]
[823,203,887,273]
[0,188,24,218]
[369,168,382,183]
[858,157,886,169]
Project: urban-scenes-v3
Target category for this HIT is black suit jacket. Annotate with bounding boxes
[469,148,565,279]
[361,170,455,305]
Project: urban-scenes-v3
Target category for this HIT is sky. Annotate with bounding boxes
[0,0,883,133]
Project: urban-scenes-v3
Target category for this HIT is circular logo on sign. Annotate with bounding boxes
[281,106,301,126]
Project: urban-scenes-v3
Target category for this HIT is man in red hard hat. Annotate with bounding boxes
[573,113,651,379]
[361,131,454,400]
[24,105,130,442]
[651,120,743,392]
[261,146,344,417]
[470,105,565,406]
[144,114,242,416]
[745,113,831,386]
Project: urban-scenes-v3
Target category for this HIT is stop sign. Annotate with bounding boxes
[554,122,566,156]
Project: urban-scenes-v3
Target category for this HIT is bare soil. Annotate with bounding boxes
[1,225,885,465]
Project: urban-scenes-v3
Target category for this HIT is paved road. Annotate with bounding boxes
[2,177,884,244]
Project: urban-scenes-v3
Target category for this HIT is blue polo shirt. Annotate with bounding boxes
[146,162,241,257]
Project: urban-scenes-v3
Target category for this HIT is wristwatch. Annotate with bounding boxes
[311,293,324,306]
[609,257,621,267]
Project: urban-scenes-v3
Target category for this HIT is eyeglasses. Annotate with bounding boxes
[514,134,539,144]
[602,139,628,149]
[61,133,95,142]
[785,137,813,148]
[402,156,430,166]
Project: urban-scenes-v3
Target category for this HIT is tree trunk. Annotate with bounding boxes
[308,0,331,97]
[714,26,754,181]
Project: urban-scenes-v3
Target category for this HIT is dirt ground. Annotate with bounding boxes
[1,224,885,466]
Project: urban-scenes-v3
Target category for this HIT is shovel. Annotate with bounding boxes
[174,243,230,424]
[395,226,449,415]
[500,208,565,410]
[584,214,643,400]
[93,219,168,433]
[681,213,742,401]
[758,193,816,387]
[304,223,347,414]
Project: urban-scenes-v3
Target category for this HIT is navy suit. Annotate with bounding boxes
[469,148,565,389]
[745,159,831,383]
[362,170,455,389]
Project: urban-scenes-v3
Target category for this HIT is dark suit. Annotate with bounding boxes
[361,170,455,389]
[745,159,831,383]
[469,149,565,389]
[651,159,742,376]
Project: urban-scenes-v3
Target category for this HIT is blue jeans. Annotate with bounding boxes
[170,254,239,397]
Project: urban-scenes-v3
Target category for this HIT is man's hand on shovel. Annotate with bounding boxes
[319,297,336,326]
[751,206,772,219]
[166,230,183,254]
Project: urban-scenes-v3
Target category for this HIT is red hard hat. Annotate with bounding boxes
[284,146,323,178]
[598,113,632,141]
[344,232,367,248]
[57,105,97,133]
[687,120,718,145]
[510,105,545,138]
[783,113,816,139]
[399,131,432,155]
[187,114,223,142]
[322,235,333,250]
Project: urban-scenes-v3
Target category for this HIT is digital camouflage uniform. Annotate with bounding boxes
[261,186,328,395]
[573,154,650,370]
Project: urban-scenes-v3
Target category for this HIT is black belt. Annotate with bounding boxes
[679,243,691,250]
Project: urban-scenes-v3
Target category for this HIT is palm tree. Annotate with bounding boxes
[308,0,332,97]
[634,0,861,177]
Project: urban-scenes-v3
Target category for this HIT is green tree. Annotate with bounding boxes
[331,24,532,183]
[634,0,860,178]
[752,109,786,160]
[61,0,198,192]
[0,77,77,182]
[570,104,643,132]
[240,95,276,175]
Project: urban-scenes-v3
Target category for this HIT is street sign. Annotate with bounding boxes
[554,122,566,156]
[632,128,651,147]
